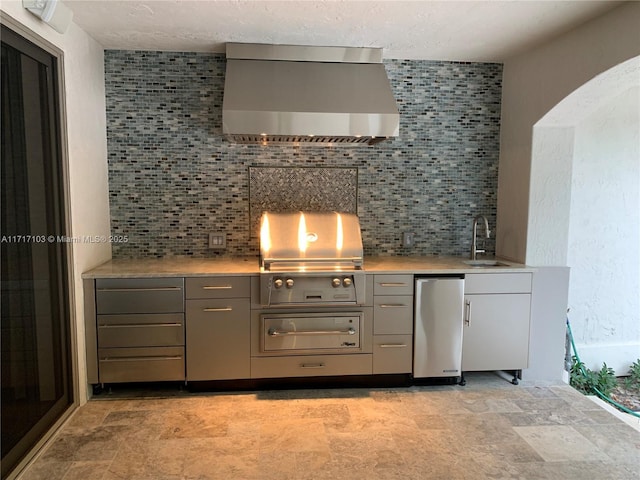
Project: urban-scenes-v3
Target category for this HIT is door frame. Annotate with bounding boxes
[1,12,79,480]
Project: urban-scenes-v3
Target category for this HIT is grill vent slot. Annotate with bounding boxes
[226,134,387,145]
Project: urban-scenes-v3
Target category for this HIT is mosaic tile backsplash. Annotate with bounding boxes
[248,167,358,237]
[105,51,501,258]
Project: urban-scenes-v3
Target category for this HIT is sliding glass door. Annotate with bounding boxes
[1,25,72,478]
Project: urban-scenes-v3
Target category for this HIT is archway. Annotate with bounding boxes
[528,55,640,373]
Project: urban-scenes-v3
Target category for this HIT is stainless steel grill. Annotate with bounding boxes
[259,211,365,307]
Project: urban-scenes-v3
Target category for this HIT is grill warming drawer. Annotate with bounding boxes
[262,313,362,353]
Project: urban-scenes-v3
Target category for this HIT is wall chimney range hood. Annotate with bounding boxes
[222,43,400,146]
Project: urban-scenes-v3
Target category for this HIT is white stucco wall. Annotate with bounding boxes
[497,2,640,264]
[1,2,111,404]
[567,87,640,374]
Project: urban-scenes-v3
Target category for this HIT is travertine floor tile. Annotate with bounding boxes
[15,374,640,480]
[513,425,610,462]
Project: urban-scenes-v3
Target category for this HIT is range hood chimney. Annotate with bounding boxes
[222,43,399,146]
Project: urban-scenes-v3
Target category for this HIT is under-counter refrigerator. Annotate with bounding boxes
[413,276,465,378]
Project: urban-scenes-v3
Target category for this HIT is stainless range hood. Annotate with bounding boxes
[222,43,399,146]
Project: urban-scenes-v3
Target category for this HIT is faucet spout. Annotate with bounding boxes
[471,215,490,260]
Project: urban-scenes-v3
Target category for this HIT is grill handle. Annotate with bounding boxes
[268,327,356,337]
[263,257,363,270]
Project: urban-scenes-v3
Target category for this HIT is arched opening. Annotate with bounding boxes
[528,55,640,374]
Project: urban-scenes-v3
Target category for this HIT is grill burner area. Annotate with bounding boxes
[259,212,365,307]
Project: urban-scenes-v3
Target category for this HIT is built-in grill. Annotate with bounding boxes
[259,211,366,307]
[256,211,368,360]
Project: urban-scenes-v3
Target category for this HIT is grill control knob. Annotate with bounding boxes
[285,278,294,288]
[332,278,342,288]
[343,277,352,287]
[273,278,283,289]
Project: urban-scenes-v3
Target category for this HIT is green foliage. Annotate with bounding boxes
[569,356,592,394]
[569,356,617,396]
[595,363,617,397]
[626,359,640,391]
[629,359,640,382]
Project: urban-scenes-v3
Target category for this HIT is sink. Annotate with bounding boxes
[463,260,511,267]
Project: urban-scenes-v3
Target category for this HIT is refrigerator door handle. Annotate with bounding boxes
[464,299,471,326]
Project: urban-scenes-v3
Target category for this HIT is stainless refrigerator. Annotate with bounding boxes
[413,276,465,378]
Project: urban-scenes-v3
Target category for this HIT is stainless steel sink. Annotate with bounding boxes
[463,260,511,267]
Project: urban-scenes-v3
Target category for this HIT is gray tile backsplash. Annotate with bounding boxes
[105,51,501,258]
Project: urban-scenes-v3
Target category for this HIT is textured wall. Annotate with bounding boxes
[105,51,501,258]
[568,87,640,373]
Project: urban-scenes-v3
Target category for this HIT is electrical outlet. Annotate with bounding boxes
[208,232,226,249]
[402,232,415,248]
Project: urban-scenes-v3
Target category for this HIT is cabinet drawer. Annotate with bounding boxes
[96,278,184,314]
[373,275,413,295]
[250,354,372,379]
[185,277,250,299]
[98,346,185,383]
[186,298,249,321]
[185,299,250,381]
[464,273,532,294]
[373,295,413,334]
[97,314,184,348]
[373,335,412,374]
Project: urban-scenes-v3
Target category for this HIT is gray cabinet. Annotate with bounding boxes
[185,276,251,380]
[371,274,414,374]
[462,273,532,373]
[94,277,186,383]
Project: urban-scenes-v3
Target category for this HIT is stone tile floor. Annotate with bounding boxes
[18,373,640,479]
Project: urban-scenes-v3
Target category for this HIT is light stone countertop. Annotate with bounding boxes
[82,255,534,278]
[362,255,534,274]
[82,256,261,278]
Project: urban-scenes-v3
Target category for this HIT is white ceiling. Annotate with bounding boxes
[63,0,621,62]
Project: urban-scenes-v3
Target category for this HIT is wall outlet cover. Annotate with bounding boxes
[208,232,226,249]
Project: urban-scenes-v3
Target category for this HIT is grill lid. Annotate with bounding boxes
[260,211,363,270]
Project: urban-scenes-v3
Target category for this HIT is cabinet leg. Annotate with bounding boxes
[459,373,466,386]
[510,370,521,385]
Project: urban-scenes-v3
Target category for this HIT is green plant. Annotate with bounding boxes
[569,357,617,396]
[595,363,617,397]
[622,376,635,391]
[629,359,640,383]
[625,359,640,391]
[570,356,593,394]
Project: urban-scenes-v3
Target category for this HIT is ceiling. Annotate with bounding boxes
[64,0,621,62]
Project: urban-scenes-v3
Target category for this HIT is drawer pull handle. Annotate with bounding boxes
[202,285,233,290]
[379,282,408,287]
[97,287,181,292]
[300,363,325,369]
[379,304,409,308]
[268,328,355,337]
[203,307,233,312]
[379,344,408,348]
[98,323,182,328]
[100,355,182,362]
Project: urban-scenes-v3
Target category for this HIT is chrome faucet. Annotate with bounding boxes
[471,215,491,260]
